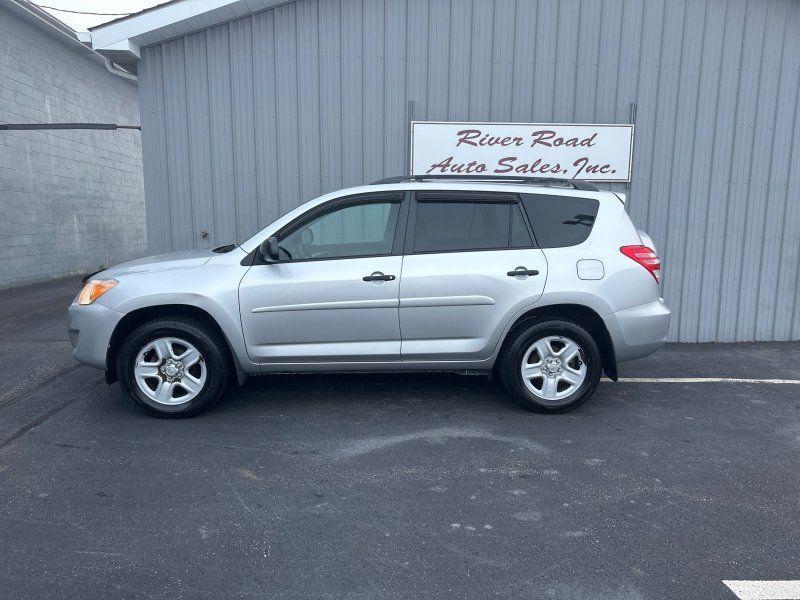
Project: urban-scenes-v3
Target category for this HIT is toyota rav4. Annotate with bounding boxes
[68,176,670,417]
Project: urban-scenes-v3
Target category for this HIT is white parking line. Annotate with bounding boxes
[611,377,800,385]
[723,580,800,599]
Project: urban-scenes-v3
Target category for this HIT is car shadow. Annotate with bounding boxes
[211,371,522,415]
[96,369,620,423]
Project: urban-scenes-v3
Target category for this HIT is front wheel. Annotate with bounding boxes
[499,320,602,413]
[117,318,230,418]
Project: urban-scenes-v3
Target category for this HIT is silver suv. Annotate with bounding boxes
[68,177,670,417]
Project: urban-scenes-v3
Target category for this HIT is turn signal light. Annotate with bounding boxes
[620,245,660,283]
[77,279,117,305]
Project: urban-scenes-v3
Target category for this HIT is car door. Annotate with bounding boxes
[399,191,548,361]
[239,192,408,364]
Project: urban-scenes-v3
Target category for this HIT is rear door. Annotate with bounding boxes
[399,192,548,361]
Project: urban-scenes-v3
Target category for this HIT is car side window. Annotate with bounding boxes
[519,193,600,248]
[510,203,534,248]
[279,200,401,261]
[413,197,532,253]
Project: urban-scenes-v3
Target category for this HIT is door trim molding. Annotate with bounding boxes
[252,298,399,313]
[399,295,495,308]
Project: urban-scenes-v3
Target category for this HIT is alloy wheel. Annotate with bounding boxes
[133,337,207,405]
[520,335,588,403]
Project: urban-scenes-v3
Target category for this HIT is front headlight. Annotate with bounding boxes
[77,279,117,305]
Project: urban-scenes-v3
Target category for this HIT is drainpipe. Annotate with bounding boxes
[7,2,138,84]
[102,56,138,83]
[75,31,139,84]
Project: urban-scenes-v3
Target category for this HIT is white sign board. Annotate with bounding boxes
[410,121,634,182]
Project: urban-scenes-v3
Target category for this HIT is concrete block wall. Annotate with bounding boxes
[0,4,146,289]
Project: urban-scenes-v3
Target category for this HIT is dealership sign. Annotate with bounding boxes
[410,121,634,182]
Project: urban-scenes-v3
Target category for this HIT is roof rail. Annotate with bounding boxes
[370,174,598,191]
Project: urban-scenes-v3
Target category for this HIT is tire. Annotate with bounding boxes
[117,317,230,418]
[499,319,602,413]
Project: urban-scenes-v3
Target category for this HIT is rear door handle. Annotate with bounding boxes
[507,266,539,277]
[363,272,396,282]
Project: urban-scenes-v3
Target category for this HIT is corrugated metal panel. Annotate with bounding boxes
[183,30,214,248]
[229,16,259,240]
[138,0,800,342]
[252,8,281,229]
[773,4,800,341]
[339,0,364,188]
[671,0,713,342]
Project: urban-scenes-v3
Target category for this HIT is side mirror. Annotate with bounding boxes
[259,236,280,262]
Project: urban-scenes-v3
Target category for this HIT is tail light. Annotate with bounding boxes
[620,245,660,283]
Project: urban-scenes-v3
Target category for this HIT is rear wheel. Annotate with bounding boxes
[499,320,602,413]
[117,318,230,418]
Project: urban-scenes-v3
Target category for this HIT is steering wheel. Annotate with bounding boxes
[278,245,293,260]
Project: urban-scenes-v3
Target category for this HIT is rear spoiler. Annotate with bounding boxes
[637,229,657,254]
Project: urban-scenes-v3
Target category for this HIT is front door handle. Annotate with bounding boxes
[363,272,396,282]
[507,266,539,277]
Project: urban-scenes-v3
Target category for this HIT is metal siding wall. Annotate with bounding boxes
[230,17,259,240]
[319,0,343,193]
[363,0,386,183]
[139,0,800,343]
[340,0,364,188]
[184,31,215,248]
[772,7,800,341]
[252,10,281,230]
[207,25,237,245]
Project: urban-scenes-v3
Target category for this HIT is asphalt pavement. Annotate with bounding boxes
[1,276,798,600]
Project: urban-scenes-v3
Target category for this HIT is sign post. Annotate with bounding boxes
[410,121,634,183]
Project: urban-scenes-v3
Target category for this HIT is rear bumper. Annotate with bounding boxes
[67,302,124,370]
[604,298,671,362]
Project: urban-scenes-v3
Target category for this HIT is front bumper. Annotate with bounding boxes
[67,301,125,370]
[604,298,671,362]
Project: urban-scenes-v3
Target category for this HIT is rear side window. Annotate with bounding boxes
[520,193,600,248]
[510,204,533,248]
[414,200,530,253]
